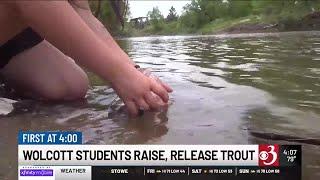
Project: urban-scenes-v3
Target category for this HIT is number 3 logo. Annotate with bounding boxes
[259,145,279,166]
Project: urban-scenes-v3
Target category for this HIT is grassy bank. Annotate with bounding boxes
[118,12,320,37]
[198,15,261,34]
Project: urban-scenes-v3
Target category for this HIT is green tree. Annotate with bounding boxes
[89,0,129,33]
[197,0,229,20]
[166,6,178,22]
[179,0,210,30]
[228,0,252,18]
[147,7,165,31]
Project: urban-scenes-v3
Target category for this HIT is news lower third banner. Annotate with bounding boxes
[18,131,302,180]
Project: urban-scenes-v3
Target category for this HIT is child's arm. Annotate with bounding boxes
[69,0,136,65]
[12,1,169,116]
[70,0,172,92]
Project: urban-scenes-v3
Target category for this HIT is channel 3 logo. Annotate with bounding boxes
[258,144,279,166]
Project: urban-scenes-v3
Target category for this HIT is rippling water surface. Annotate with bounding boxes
[1,31,320,179]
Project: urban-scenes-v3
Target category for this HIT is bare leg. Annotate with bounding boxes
[0,1,107,101]
[0,40,89,101]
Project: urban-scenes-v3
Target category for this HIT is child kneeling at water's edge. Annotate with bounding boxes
[0,1,172,116]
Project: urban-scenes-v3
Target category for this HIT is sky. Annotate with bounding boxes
[129,0,191,19]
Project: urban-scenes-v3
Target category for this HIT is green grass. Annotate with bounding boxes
[119,11,313,37]
[140,21,182,36]
[198,15,261,34]
[123,15,262,37]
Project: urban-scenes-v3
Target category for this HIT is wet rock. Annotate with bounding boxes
[0,98,17,116]
[11,100,37,114]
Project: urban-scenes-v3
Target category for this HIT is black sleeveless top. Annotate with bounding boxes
[0,27,44,68]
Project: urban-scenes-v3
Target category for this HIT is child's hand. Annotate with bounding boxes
[111,67,172,116]
[138,68,173,93]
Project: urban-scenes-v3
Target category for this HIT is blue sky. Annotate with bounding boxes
[129,0,191,19]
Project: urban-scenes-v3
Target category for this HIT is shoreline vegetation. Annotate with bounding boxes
[120,12,320,37]
[90,0,320,38]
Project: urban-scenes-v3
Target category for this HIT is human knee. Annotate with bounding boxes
[42,72,89,101]
[64,72,89,100]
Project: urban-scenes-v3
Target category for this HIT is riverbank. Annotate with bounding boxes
[119,12,320,37]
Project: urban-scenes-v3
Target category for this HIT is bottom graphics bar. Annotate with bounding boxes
[18,165,301,180]
[91,166,300,180]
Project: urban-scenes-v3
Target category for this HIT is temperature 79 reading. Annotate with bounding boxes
[283,149,297,162]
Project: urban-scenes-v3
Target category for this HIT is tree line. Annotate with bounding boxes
[89,0,320,35]
[146,0,320,33]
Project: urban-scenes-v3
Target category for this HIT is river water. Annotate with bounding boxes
[1,31,320,179]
